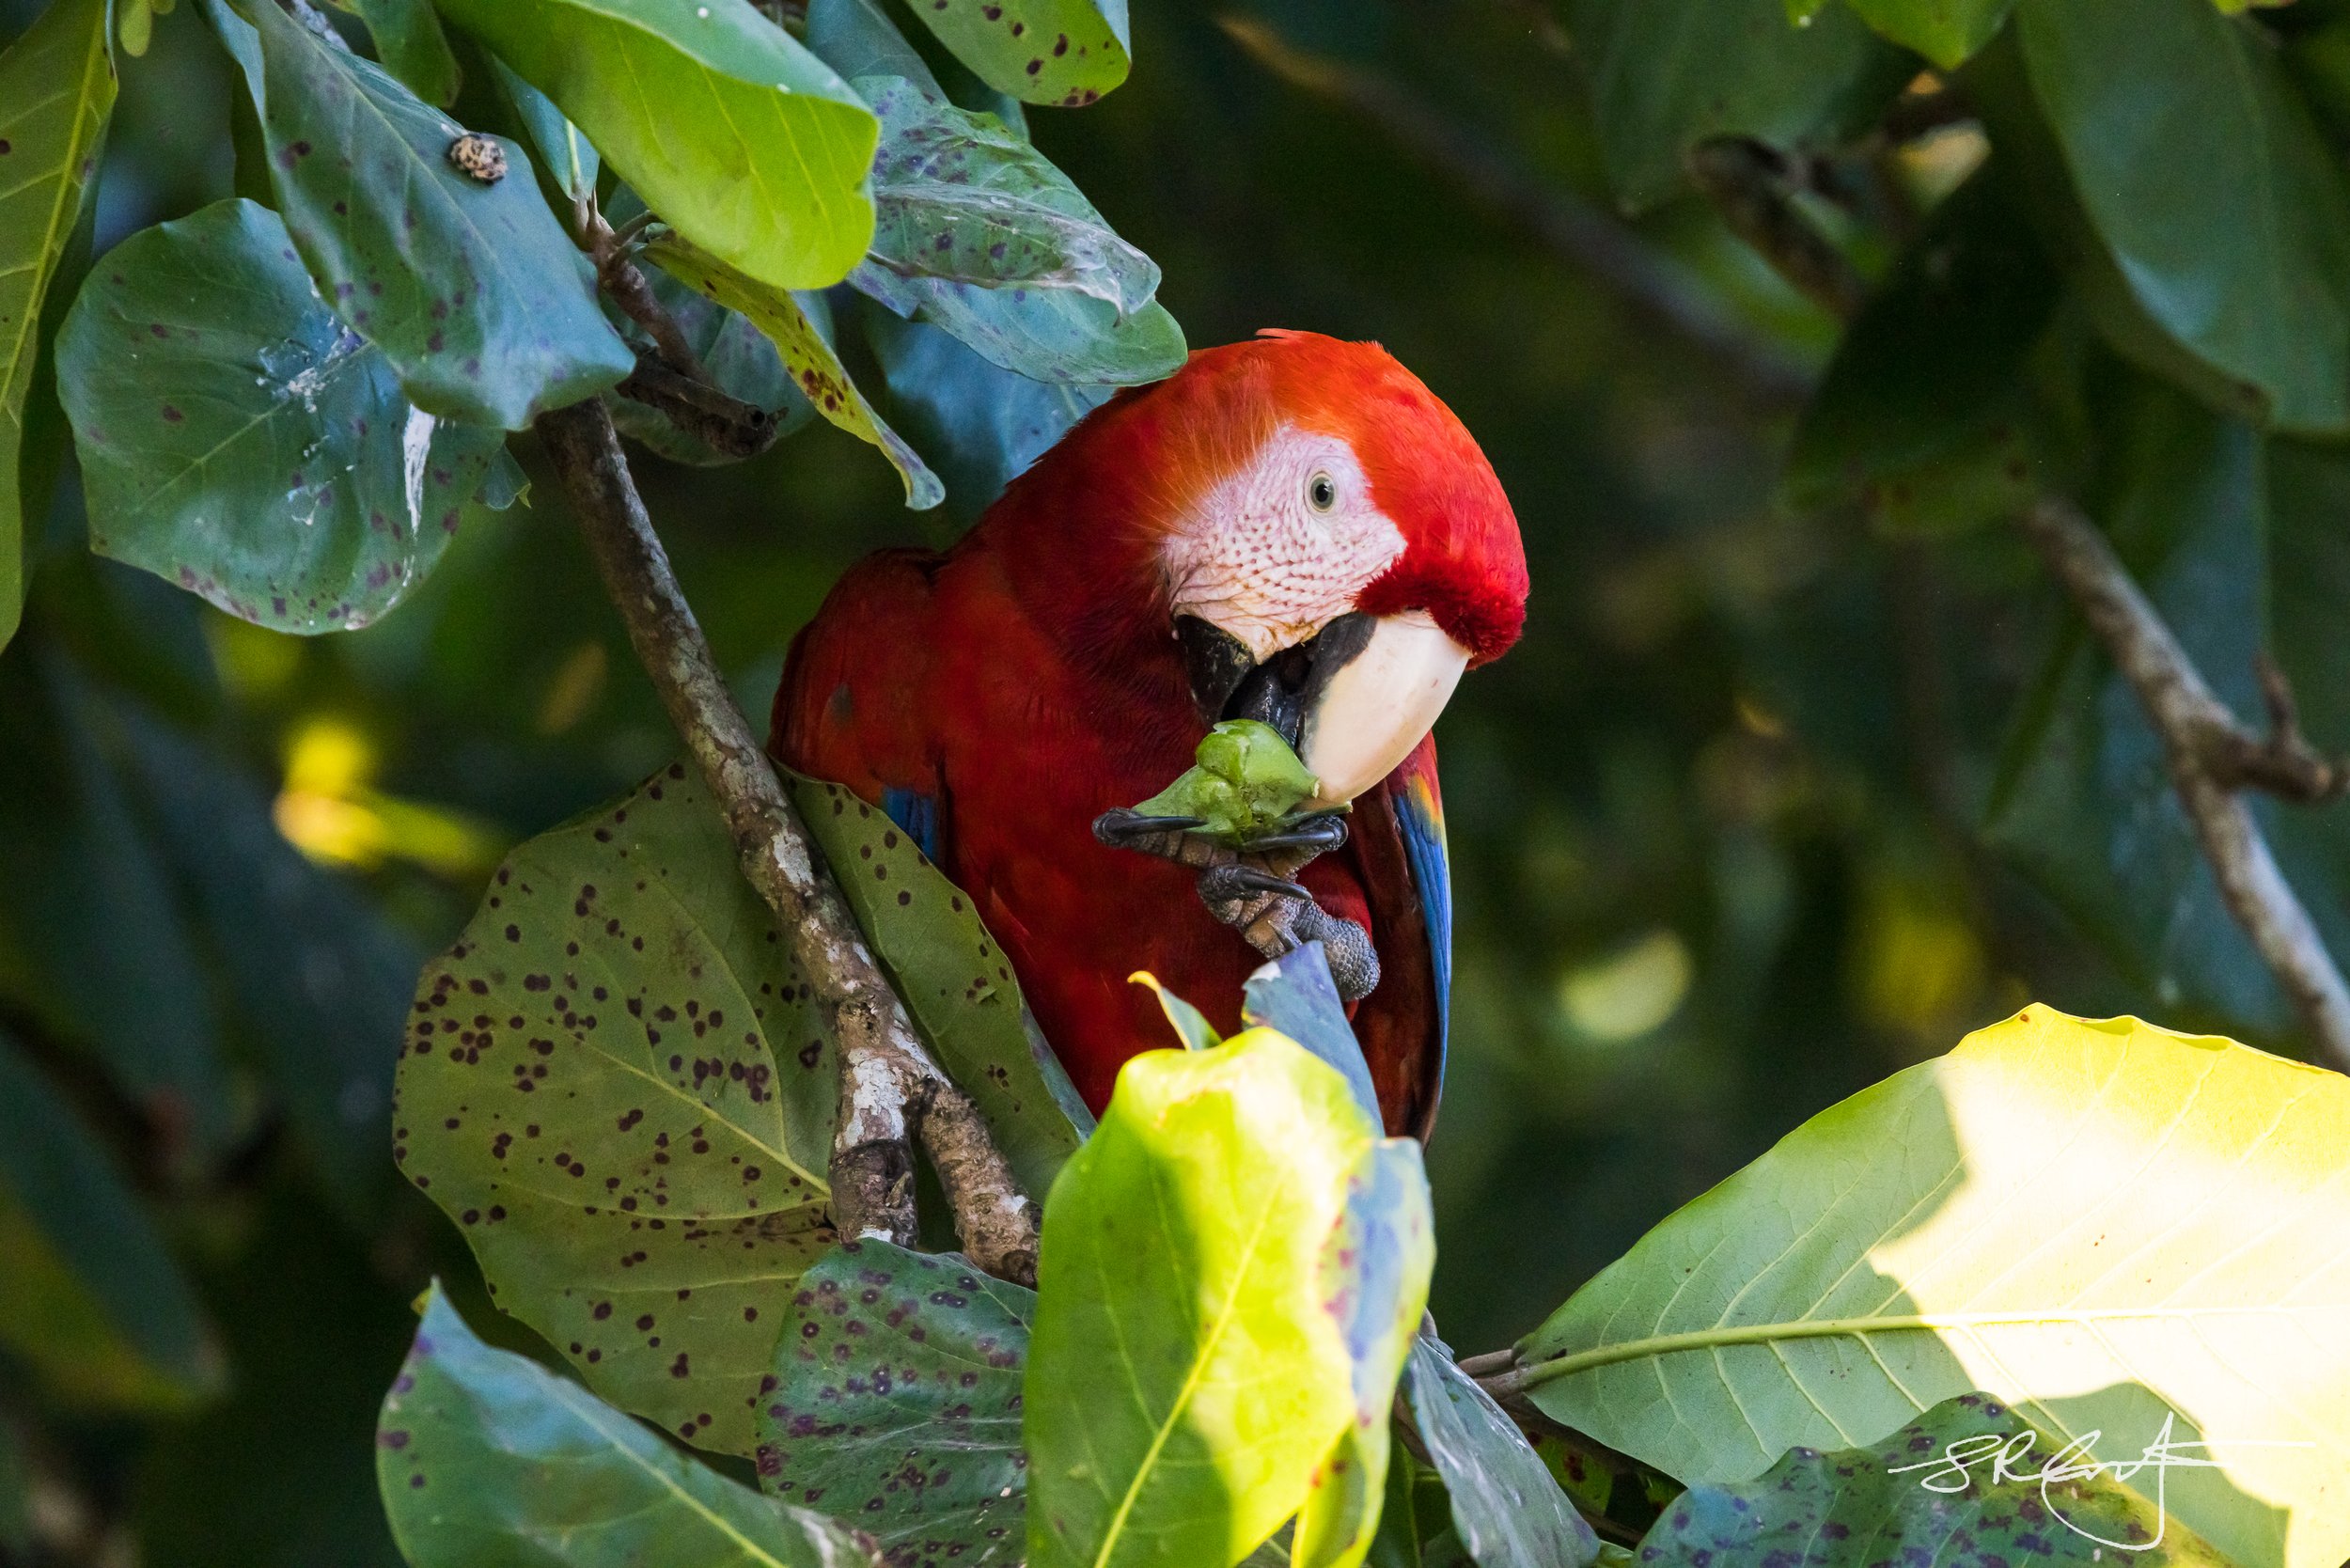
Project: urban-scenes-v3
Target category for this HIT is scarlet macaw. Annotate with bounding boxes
[771,331,1527,1137]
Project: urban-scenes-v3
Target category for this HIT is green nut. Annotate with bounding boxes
[1131,720,1340,846]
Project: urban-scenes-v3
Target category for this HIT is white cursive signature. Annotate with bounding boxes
[1885,1414,2311,1552]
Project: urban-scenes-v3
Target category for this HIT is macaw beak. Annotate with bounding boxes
[1175,610,1470,805]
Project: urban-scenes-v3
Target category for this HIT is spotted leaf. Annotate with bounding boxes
[56,199,505,633]
[395,761,838,1455]
[903,0,1129,107]
[756,1241,1031,1565]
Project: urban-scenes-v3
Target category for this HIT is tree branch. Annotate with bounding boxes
[615,352,782,462]
[534,399,1042,1283]
[1214,14,1814,408]
[2015,496,2350,1068]
[1682,136,1867,321]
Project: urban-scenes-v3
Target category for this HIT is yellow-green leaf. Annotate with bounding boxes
[1515,1008,2350,1568]
[0,0,115,652]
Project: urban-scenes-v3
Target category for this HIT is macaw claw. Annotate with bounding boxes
[1235,811,1350,854]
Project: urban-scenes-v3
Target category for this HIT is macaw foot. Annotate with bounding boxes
[1196,865,1382,1005]
[1092,808,1378,1002]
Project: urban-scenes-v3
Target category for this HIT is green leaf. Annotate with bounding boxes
[1514,1006,2350,1568]
[2015,0,2350,435]
[847,74,1182,385]
[647,232,945,509]
[806,0,944,99]
[1840,0,2013,71]
[1564,0,1907,212]
[209,0,633,430]
[1637,1392,2228,1568]
[1026,1028,1434,1568]
[1242,945,1380,1125]
[0,0,115,652]
[1403,1331,1597,1568]
[395,761,838,1456]
[57,198,507,631]
[121,715,422,1226]
[1133,971,1224,1051]
[432,0,879,291]
[860,304,1109,525]
[0,1024,224,1411]
[1784,161,2061,537]
[0,654,235,1168]
[1983,375,2295,1038]
[321,0,462,105]
[903,0,1128,106]
[490,57,598,204]
[756,1240,1031,1556]
[787,772,1090,1199]
[379,1286,877,1567]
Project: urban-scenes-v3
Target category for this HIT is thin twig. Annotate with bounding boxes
[2016,495,2350,1068]
[1214,14,1814,408]
[1683,136,1867,321]
[534,400,1042,1282]
[615,352,781,461]
[582,212,708,381]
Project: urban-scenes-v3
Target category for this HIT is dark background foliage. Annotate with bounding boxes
[2,0,2333,1561]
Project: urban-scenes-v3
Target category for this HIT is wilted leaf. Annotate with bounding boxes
[1515,1007,2350,1568]
[1841,0,2013,70]
[379,1287,876,1567]
[209,0,632,430]
[434,0,878,291]
[1637,1393,2229,1568]
[395,761,838,1455]
[322,0,461,106]
[861,306,1107,525]
[1564,0,1907,212]
[1403,1331,1597,1568]
[0,0,115,651]
[788,773,1089,1200]
[1026,1028,1433,1568]
[903,0,1128,106]
[2016,0,2350,434]
[756,1240,1031,1562]
[58,199,506,632]
[648,233,944,509]
[0,1025,223,1411]
[1784,161,2060,537]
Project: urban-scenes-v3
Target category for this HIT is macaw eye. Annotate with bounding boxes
[1308,472,1337,511]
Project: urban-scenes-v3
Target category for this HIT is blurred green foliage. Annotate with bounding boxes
[6,0,2350,1561]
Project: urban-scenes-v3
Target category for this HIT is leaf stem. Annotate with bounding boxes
[533,398,1042,1283]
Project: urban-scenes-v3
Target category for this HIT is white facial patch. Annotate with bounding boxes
[1159,426,1407,662]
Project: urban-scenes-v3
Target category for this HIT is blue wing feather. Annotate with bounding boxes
[1393,772,1452,1083]
[880,787,943,863]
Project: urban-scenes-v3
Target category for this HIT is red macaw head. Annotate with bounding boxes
[994,329,1528,802]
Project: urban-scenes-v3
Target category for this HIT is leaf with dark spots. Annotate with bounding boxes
[647,233,945,510]
[758,1241,1031,1564]
[398,764,837,1456]
[788,771,1089,1200]
[1634,1394,2230,1568]
[56,199,505,633]
[207,0,632,429]
[379,1286,876,1567]
[901,0,1127,106]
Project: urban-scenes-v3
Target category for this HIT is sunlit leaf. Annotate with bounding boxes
[0,1025,223,1411]
[903,0,1128,107]
[378,1286,876,1567]
[432,0,878,291]
[2016,0,2350,435]
[0,0,115,651]
[1637,1393,2228,1568]
[1026,1028,1433,1568]
[603,254,815,467]
[57,199,506,632]
[648,233,944,509]
[208,0,633,430]
[1564,0,1906,212]
[756,1240,1031,1561]
[1515,1007,2350,1568]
